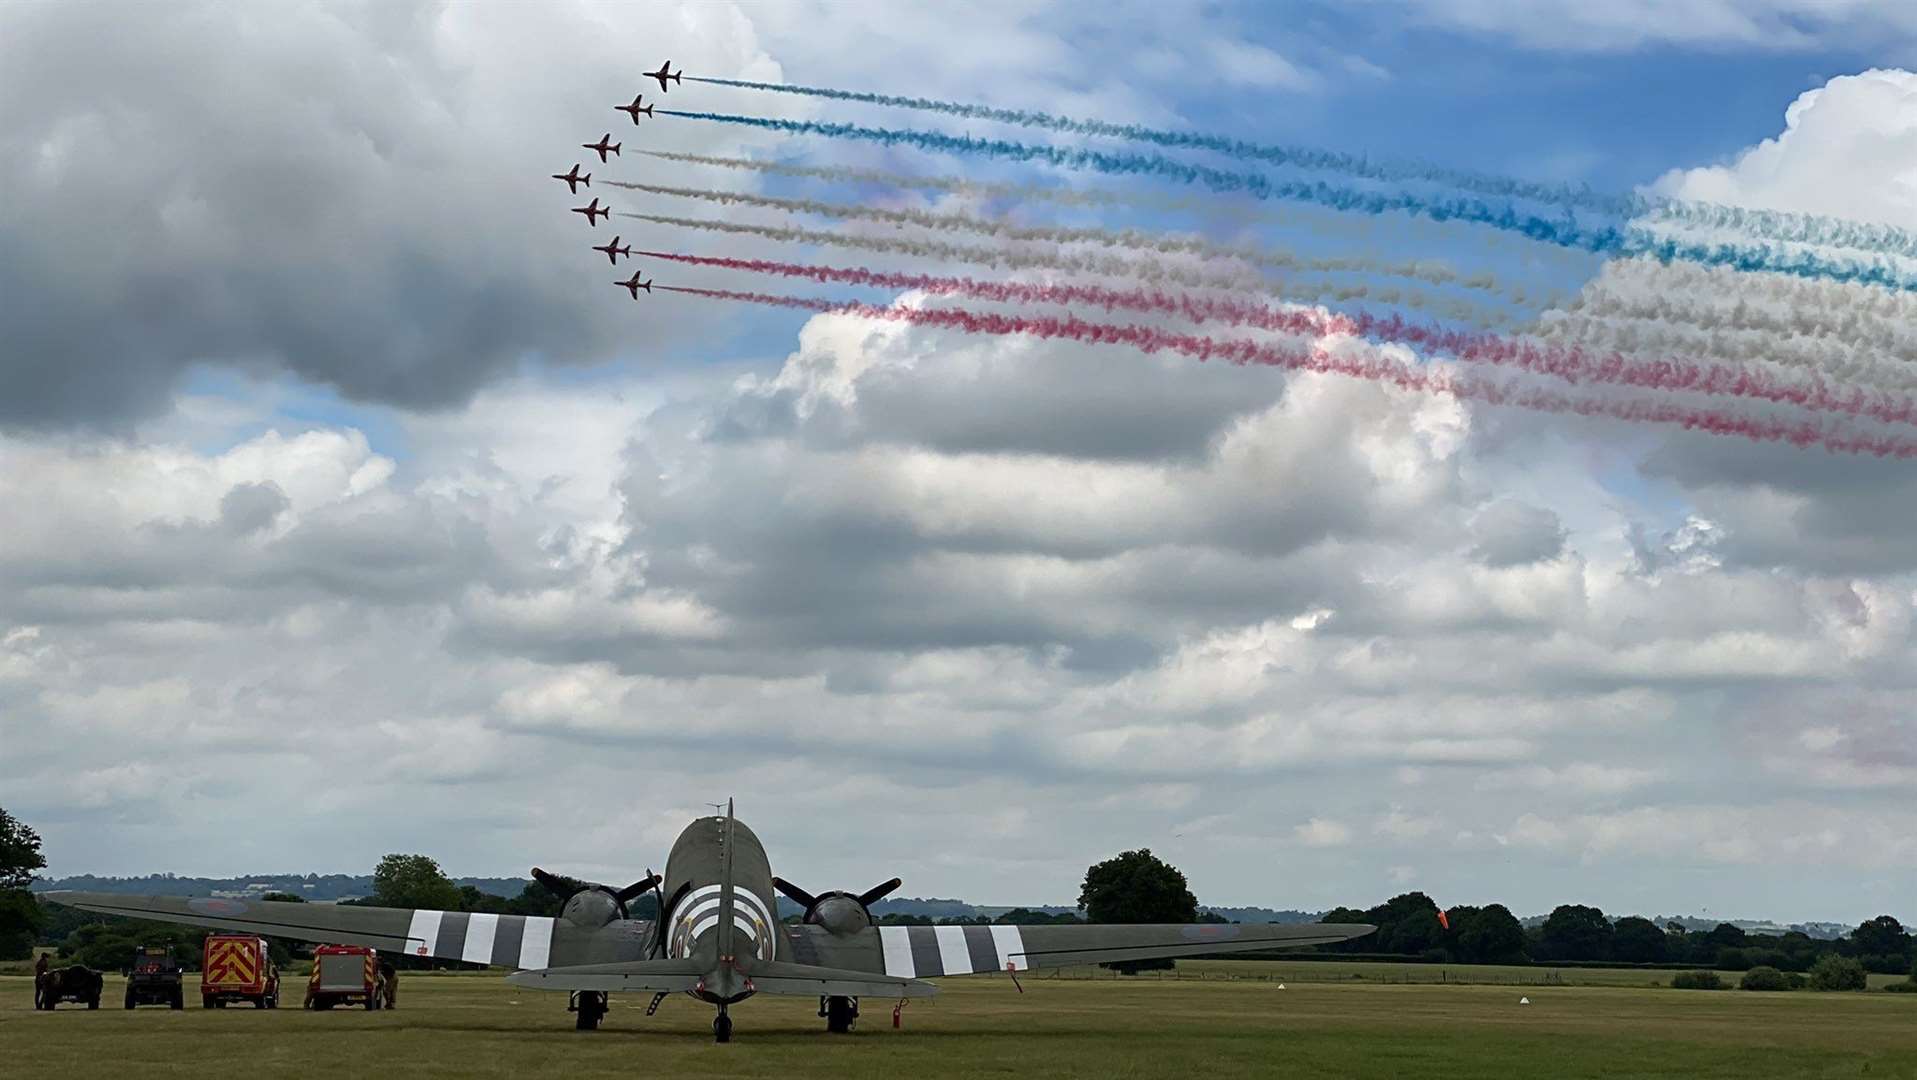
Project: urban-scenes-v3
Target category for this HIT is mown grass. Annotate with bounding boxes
[6,967,1916,1079]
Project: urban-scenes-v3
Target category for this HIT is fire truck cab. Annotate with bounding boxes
[201,934,280,1009]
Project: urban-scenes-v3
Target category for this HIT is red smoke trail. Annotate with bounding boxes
[658,284,1917,458]
[645,252,1917,431]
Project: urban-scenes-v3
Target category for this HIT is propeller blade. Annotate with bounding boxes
[615,874,661,904]
[857,878,903,907]
[532,867,592,897]
[770,876,819,911]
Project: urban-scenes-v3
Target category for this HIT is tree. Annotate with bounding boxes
[1456,904,1527,963]
[0,808,47,960]
[1611,916,1669,964]
[260,892,306,903]
[1808,954,1868,992]
[1851,916,1910,961]
[1739,966,1791,991]
[1363,892,1445,956]
[1539,904,1613,961]
[1078,849,1197,925]
[1079,849,1197,974]
[370,854,462,912]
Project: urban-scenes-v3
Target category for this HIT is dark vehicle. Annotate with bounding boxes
[35,964,104,1010]
[125,945,184,1009]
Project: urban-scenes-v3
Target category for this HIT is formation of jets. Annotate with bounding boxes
[556,60,688,298]
[51,803,1374,1043]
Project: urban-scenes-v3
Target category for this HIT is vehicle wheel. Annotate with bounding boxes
[365,993,378,1011]
[171,990,184,1010]
[88,995,100,1010]
[125,991,136,1010]
[714,1012,733,1043]
[826,995,855,1033]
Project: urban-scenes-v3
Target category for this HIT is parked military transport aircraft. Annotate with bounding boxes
[593,236,632,265]
[50,804,1374,1042]
[584,134,621,162]
[647,60,682,91]
[552,163,590,194]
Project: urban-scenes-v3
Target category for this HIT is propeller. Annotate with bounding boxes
[771,877,902,935]
[531,867,660,921]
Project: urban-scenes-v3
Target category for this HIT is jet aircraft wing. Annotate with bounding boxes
[45,892,645,971]
[793,919,1375,978]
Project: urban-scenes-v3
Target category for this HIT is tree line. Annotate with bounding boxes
[4,813,1911,983]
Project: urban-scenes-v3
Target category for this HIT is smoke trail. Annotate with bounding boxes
[657,110,1917,293]
[635,149,1574,260]
[604,178,1536,306]
[620,211,1516,326]
[1536,256,1917,393]
[685,75,1637,217]
[685,79,1917,262]
[641,251,1917,429]
[657,285,1917,458]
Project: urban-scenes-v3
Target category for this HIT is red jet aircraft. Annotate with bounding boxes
[551,163,590,194]
[583,134,621,163]
[619,271,654,298]
[592,236,632,266]
[647,60,681,92]
[572,197,610,226]
[617,94,655,123]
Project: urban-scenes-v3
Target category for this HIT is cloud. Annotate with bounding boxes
[1295,818,1353,847]
[1389,1,1917,52]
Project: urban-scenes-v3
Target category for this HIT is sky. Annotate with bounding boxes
[5,0,1917,924]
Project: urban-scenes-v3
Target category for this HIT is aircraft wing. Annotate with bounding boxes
[43,892,643,970]
[506,958,705,994]
[792,920,1375,978]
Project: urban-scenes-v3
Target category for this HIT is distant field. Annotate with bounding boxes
[7,967,1916,1079]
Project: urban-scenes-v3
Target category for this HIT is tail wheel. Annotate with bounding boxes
[714,1011,733,1043]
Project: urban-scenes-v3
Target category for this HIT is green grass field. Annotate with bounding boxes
[8,967,1916,1079]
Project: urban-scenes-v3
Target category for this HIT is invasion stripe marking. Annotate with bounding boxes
[989,924,1029,971]
[879,925,915,977]
[462,912,499,966]
[434,911,471,960]
[963,925,999,974]
[402,909,443,958]
[934,925,973,975]
[908,925,943,977]
[491,915,527,968]
[518,916,555,970]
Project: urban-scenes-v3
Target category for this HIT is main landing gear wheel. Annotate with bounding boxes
[574,991,607,1031]
[825,995,856,1034]
[714,1009,733,1043]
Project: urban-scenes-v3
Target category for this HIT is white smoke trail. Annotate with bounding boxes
[604,179,1537,316]
[618,210,1518,326]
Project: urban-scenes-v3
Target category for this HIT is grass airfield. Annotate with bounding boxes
[8,965,1917,1079]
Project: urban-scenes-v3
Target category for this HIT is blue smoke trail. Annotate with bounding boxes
[687,75,1636,217]
[658,109,1917,294]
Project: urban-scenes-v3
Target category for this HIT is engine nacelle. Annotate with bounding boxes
[772,876,902,937]
[809,894,873,936]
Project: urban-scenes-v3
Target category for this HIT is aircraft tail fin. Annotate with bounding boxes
[716,797,737,961]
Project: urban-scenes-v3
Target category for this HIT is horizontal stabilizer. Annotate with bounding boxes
[744,959,937,1000]
[506,958,705,993]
